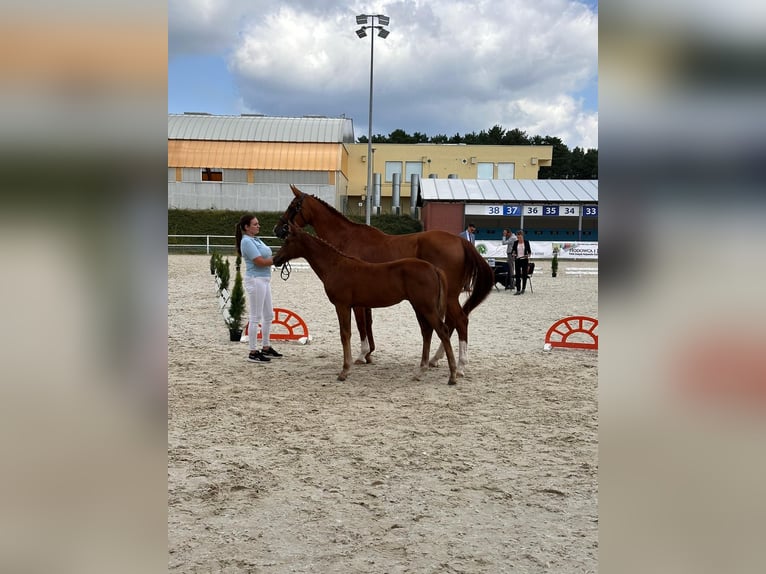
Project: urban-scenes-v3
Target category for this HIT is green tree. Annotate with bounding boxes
[388,128,411,143]
[570,147,598,179]
[582,149,598,178]
[485,125,505,144]
[502,128,530,145]
[462,131,480,144]
[217,257,230,294]
[538,136,572,179]
[570,147,586,178]
[225,267,246,331]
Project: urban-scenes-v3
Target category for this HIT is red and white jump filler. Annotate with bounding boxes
[544,315,598,351]
[241,307,310,344]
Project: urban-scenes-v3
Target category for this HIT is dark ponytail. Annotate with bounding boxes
[235,214,255,256]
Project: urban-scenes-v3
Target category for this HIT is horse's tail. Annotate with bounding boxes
[461,241,494,316]
[435,267,448,319]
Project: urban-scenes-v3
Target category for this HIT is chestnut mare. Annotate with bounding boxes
[274,185,493,375]
[273,223,458,385]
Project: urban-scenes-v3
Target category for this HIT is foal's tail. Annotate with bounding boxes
[435,267,448,319]
[461,240,494,316]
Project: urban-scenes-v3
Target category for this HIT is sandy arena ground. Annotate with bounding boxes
[168,254,598,573]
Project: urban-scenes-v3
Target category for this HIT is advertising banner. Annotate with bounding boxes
[475,240,598,260]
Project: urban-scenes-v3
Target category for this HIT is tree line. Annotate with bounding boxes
[358,125,597,180]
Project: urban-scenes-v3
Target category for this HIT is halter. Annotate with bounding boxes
[274,192,305,239]
[274,193,307,279]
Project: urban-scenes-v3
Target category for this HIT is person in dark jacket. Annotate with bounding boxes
[501,228,517,289]
[510,230,532,295]
[458,223,476,245]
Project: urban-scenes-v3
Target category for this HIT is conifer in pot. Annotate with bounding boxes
[225,266,246,341]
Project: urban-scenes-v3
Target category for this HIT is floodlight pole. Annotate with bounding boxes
[356,14,389,225]
[365,27,375,225]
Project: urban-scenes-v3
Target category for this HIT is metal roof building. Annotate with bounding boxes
[417,178,598,242]
[168,113,355,143]
[168,113,354,211]
[419,178,598,203]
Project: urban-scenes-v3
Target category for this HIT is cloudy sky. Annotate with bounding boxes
[168,0,598,150]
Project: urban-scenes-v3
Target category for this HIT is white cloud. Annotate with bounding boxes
[168,0,241,55]
[170,0,598,149]
[515,96,599,149]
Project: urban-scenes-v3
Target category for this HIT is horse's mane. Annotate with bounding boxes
[305,194,378,233]
[306,193,343,218]
[294,227,367,263]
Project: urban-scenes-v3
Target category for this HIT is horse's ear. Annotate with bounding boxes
[290,184,302,197]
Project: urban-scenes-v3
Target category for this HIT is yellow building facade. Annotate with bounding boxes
[344,143,552,215]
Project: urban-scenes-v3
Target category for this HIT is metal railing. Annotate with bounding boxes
[168,234,281,254]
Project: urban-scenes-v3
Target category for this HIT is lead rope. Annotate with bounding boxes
[279,261,291,281]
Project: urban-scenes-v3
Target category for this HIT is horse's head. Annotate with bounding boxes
[272,222,306,266]
[274,184,308,239]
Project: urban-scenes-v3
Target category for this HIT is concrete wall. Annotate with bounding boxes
[168,182,337,211]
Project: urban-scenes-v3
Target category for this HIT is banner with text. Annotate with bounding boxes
[475,240,598,260]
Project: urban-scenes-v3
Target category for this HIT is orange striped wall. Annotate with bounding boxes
[168,141,345,171]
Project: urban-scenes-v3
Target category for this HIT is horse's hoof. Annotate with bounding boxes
[354,359,365,365]
[428,360,439,368]
[448,379,457,386]
[337,373,347,381]
[365,356,374,364]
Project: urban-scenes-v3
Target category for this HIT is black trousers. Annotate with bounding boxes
[514,257,528,291]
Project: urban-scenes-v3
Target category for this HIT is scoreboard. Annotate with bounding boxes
[467,204,597,217]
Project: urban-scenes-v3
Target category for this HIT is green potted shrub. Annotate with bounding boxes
[209,252,217,275]
[551,247,559,277]
[216,256,230,295]
[225,267,246,341]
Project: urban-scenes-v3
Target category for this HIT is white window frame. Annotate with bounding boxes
[477,162,494,179]
[385,161,402,183]
[497,162,515,179]
[404,161,423,181]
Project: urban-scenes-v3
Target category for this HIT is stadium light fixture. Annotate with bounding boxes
[355,14,390,225]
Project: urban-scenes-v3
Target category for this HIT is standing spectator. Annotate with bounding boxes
[235,214,284,362]
[459,223,477,245]
[501,228,517,289]
[510,230,532,295]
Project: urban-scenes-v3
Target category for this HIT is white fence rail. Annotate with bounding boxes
[168,234,280,254]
